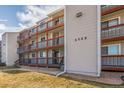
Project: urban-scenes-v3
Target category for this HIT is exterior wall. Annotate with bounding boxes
[65,5,100,76]
[2,32,19,66]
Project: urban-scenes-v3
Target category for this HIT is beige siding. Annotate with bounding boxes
[2,32,19,66]
[66,5,100,76]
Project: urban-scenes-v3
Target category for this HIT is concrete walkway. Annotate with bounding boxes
[63,72,124,85]
[20,66,63,75]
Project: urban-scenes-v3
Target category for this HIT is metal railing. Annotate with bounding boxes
[38,41,46,48]
[17,47,24,54]
[48,36,64,47]
[20,57,64,66]
[31,43,37,50]
[38,58,46,64]
[38,16,64,33]
[48,57,64,65]
[101,24,124,39]
[102,55,124,67]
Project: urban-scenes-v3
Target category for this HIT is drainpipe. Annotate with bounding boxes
[56,6,66,77]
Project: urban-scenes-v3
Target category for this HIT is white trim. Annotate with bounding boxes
[96,5,101,77]
[102,44,121,55]
[64,5,67,72]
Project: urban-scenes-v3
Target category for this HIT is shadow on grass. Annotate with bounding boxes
[62,76,124,88]
[2,70,30,74]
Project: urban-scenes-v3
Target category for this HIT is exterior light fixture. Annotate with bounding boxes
[76,12,83,18]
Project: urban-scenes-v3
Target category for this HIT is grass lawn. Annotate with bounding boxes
[0,68,124,88]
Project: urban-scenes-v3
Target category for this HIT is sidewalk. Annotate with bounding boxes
[63,72,124,85]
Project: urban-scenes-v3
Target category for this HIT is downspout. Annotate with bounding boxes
[96,5,101,77]
[56,6,67,77]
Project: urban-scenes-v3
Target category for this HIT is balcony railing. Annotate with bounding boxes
[48,57,64,65]
[48,36,64,47]
[102,55,124,67]
[38,58,46,64]
[20,57,64,66]
[17,45,31,54]
[17,16,64,41]
[31,43,37,50]
[17,47,24,54]
[101,24,124,39]
[38,41,46,49]
[38,16,64,33]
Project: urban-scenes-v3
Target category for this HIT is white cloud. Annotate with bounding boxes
[0,24,6,31]
[16,5,63,28]
[0,19,8,22]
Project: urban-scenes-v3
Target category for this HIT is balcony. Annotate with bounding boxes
[23,59,29,65]
[38,58,46,64]
[38,16,64,33]
[101,24,124,42]
[31,43,37,50]
[20,57,64,67]
[48,57,64,66]
[48,36,64,47]
[38,23,47,33]
[102,55,124,68]
[38,41,46,49]
[17,47,24,54]
[101,5,124,15]
[17,45,31,54]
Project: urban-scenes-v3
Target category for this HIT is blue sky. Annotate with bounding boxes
[0,5,24,27]
[0,5,62,40]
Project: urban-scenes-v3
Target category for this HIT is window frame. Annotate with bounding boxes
[101,44,121,55]
[101,17,120,29]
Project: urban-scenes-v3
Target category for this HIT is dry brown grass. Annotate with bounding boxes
[0,69,124,88]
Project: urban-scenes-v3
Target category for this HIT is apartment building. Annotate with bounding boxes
[17,8,64,68]
[101,5,124,71]
[17,6,100,77]
[2,32,19,66]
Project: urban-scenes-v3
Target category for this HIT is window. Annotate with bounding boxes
[32,53,35,57]
[31,28,36,33]
[108,45,120,55]
[108,19,118,27]
[40,23,46,30]
[59,17,64,23]
[101,21,108,29]
[32,41,34,45]
[54,19,59,25]
[48,21,52,28]
[40,51,46,57]
[101,18,119,29]
[102,44,120,55]
[41,37,45,42]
